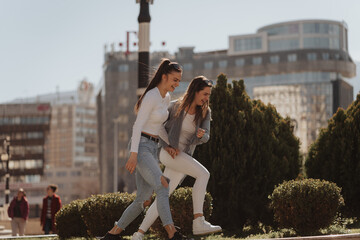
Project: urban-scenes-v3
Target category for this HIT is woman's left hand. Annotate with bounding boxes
[197,128,205,138]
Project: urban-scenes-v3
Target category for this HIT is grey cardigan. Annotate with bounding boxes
[159,100,211,156]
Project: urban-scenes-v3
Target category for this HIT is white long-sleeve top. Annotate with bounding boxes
[130,87,170,153]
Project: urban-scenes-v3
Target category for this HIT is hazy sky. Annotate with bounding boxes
[1,0,359,103]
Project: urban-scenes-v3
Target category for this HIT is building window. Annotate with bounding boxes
[204,61,213,70]
[234,37,262,52]
[287,54,297,62]
[119,97,129,107]
[334,53,340,60]
[269,39,299,52]
[270,55,280,63]
[71,171,81,177]
[56,171,67,177]
[116,115,129,124]
[322,53,330,60]
[303,37,340,49]
[265,24,299,36]
[119,80,129,90]
[118,149,127,158]
[303,23,340,35]
[307,53,317,61]
[118,131,128,142]
[252,57,262,65]
[235,58,245,67]
[46,172,53,177]
[118,64,129,72]
[218,60,228,68]
[183,63,193,71]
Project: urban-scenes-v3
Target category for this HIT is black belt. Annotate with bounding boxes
[141,133,159,143]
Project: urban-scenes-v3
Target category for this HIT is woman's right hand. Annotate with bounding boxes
[164,146,179,159]
[126,152,138,174]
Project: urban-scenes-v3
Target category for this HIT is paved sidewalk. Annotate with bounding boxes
[0,234,57,239]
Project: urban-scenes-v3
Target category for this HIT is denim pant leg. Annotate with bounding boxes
[116,168,153,229]
[136,144,173,227]
[116,137,173,229]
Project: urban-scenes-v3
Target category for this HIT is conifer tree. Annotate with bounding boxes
[306,93,360,217]
[193,74,300,230]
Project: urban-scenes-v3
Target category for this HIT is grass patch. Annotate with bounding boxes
[9,218,360,240]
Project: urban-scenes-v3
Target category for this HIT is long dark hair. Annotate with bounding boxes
[175,76,212,125]
[134,58,182,113]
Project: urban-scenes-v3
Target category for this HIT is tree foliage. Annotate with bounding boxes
[306,93,360,217]
[192,73,300,230]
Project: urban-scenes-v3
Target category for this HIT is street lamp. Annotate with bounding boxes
[1,136,10,204]
[113,117,122,193]
[136,0,153,97]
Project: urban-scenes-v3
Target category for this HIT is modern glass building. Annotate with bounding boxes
[97,19,356,193]
[176,19,355,153]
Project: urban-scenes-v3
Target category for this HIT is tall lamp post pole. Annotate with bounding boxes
[136,0,153,97]
[113,118,119,193]
[2,136,10,204]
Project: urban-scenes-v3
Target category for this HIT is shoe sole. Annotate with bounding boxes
[193,228,222,236]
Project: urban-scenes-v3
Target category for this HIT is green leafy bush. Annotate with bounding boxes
[56,199,88,239]
[269,178,344,235]
[306,93,360,217]
[150,187,213,238]
[80,192,144,237]
[192,73,300,230]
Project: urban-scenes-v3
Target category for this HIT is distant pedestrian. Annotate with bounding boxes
[7,188,29,236]
[40,184,62,234]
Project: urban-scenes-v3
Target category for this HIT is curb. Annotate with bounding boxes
[0,234,57,239]
[266,233,360,240]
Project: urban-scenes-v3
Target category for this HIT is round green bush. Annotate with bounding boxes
[150,187,213,238]
[269,178,344,235]
[55,199,88,239]
[80,192,144,237]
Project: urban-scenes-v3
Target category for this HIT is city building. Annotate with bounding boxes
[2,80,99,207]
[0,103,51,217]
[39,80,99,204]
[0,103,51,177]
[97,19,356,193]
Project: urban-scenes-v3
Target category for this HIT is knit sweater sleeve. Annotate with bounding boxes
[130,92,156,153]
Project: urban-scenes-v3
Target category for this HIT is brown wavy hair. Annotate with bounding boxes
[175,76,212,125]
[135,58,182,113]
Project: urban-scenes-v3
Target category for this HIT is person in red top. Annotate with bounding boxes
[7,188,29,236]
[40,184,62,234]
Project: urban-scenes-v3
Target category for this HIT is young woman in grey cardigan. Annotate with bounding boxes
[132,76,222,240]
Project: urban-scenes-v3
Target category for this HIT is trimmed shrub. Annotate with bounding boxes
[192,73,300,230]
[269,178,344,235]
[56,199,88,239]
[80,192,144,237]
[306,93,360,217]
[150,187,213,238]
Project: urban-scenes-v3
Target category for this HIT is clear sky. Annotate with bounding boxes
[1,0,359,103]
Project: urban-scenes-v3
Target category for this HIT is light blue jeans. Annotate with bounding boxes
[116,136,173,229]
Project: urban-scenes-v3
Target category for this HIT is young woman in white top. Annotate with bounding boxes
[131,76,221,240]
[101,59,184,240]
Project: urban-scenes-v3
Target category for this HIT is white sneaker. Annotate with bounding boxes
[192,216,222,235]
[131,232,144,240]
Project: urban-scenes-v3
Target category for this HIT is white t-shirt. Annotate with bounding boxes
[178,113,196,151]
[130,87,170,153]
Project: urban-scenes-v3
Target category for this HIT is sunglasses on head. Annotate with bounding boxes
[203,79,214,86]
[169,62,182,71]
